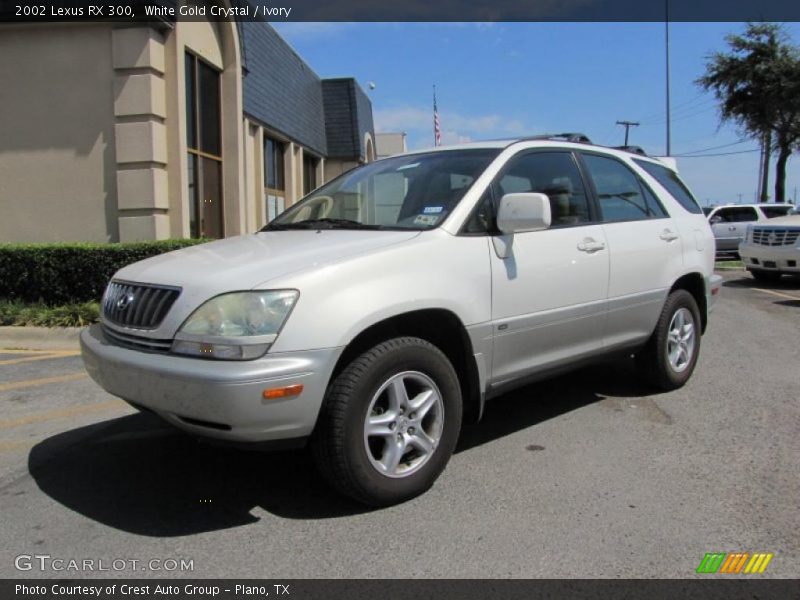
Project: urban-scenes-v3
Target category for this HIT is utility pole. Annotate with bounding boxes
[616,120,640,146]
[665,0,671,155]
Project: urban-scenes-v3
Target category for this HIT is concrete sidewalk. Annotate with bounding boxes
[0,326,82,351]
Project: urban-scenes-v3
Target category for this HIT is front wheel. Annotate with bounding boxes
[637,289,702,391]
[311,337,462,506]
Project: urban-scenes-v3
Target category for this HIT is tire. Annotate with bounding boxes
[637,289,702,391]
[750,269,782,283]
[310,337,462,506]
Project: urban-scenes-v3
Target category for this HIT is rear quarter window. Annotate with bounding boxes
[634,159,703,215]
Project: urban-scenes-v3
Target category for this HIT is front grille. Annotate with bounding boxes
[102,325,173,353]
[102,280,180,329]
[751,227,800,247]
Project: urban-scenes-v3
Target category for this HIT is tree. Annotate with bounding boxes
[697,23,800,203]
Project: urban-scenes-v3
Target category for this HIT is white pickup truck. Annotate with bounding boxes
[81,135,721,506]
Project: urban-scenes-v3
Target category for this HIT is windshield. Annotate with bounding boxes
[265,149,500,231]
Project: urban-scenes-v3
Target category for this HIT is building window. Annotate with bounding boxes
[185,52,223,239]
[264,137,285,192]
[303,153,319,195]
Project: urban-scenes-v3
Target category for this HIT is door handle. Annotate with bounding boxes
[659,229,679,242]
[577,238,606,253]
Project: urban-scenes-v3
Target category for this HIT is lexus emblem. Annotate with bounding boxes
[116,293,135,310]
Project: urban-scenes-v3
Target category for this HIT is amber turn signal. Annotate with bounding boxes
[262,384,304,400]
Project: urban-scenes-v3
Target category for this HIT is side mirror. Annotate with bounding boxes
[496,193,552,234]
[709,216,723,225]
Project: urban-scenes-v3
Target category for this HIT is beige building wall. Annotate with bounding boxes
[0,24,118,243]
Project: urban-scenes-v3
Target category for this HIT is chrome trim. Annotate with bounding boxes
[102,280,181,330]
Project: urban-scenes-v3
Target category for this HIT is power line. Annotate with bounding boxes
[673,148,760,157]
[676,138,750,155]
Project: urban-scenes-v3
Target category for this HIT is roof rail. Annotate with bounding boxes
[517,133,593,144]
[612,145,648,156]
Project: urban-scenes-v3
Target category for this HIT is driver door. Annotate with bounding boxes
[488,151,609,387]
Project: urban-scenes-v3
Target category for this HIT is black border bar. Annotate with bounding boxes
[1,0,800,23]
[4,579,800,600]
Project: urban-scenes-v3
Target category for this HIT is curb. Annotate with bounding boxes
[0,326,82,351]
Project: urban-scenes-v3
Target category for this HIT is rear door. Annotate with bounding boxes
[579,152,684,350]
[488,150,609,385]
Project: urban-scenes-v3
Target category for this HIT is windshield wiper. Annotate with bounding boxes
[262,218,383,231]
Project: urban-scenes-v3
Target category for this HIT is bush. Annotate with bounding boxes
[0,239,207,305]
[0,300,100,327]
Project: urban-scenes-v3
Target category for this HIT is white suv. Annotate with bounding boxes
[81,135,721,506]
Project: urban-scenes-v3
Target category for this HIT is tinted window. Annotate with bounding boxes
[265,137,285,191]
[582,154,666,222]
[761,205,792,219]
[634,159,702,214]
[197,61,221,156]
[713,207,758,223]
[493,152,591,227]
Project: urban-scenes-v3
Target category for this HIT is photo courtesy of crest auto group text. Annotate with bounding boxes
[0,0,799,597]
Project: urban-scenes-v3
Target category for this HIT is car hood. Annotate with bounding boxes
[759,215,800,226]
[114,230,421,302]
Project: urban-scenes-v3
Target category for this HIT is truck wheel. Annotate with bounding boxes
[311,337,462,506]
[637,289,701,391]
[750,269,782,283]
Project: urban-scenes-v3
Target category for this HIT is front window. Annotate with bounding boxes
[266,149,499,230]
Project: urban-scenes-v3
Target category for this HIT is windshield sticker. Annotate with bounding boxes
[423,206,444,214]
[414,214,439,226]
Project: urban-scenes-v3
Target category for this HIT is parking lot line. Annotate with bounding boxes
[752,288,800,301]
[0,399,124,430]
[0,372,87,393]
[0,351,80,366]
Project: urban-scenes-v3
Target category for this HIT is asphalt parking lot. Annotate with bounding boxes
[0,269,798,579]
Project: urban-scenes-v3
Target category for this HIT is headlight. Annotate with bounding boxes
[172,290,298,360]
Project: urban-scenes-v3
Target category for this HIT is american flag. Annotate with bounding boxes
[433,86,441,147]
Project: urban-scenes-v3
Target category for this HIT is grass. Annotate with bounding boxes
[0,299,100,327]
[715,260,744,269]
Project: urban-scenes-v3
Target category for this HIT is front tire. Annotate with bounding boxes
[311,337,462,506]
[637,289,702,391]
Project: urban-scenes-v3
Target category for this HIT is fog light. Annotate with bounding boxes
[263,384,304,400]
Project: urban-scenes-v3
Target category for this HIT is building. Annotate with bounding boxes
[375,132,407,159]
[0,13,375,243]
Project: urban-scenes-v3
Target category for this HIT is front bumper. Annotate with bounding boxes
[80,324,343,442]
[739,243,800,275]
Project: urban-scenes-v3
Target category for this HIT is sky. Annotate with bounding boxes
[271,22,800,206]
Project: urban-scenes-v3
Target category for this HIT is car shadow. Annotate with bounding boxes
[723,274,800,290]
[28,361,651,534]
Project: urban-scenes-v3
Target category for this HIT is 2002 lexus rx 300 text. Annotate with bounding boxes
[81,135,722,505]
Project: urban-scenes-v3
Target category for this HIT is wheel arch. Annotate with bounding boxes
[669,272,708,333]
[327,308,484,424]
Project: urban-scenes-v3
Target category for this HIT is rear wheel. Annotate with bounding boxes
[637,289,701,391]
[750,269,782,283]
[311,337,462,506]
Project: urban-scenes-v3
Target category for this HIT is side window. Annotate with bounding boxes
[714,207,758,223]
[492,152,591,228]
[761,206,791,219]
[633,158,703,214]
[640,181,668,218]
[582,154,663,222]
[463,188,495,234]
